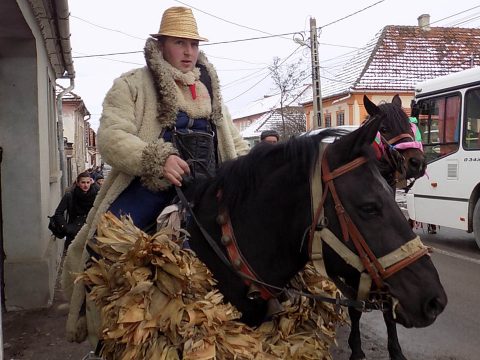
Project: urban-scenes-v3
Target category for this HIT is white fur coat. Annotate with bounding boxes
[61,38,249,344]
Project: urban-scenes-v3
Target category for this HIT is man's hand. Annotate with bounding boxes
[164,155,190,186]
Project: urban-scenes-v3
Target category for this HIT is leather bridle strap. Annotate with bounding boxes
[218,208,277,300]
[322,155,368,244]
[319,151,430,290]
[387,133,414,145]
[322,155,386,288]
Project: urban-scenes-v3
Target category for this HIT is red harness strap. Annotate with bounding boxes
[217,209,276,301]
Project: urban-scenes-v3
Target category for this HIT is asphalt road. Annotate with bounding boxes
[333,226,480,360]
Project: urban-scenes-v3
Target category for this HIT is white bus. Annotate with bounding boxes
[406,67,480,249]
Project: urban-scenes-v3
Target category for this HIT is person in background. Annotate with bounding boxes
[62,6,249,345]
[90,166,103,181]
[94,174,105,190]
[260,129,280,144]
[53,171,98,250]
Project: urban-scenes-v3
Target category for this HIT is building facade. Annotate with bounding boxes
[0,0,76,310]
[303,15,480,129]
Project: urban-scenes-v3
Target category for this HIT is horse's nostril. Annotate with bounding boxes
[409,157,421,169]
[424,295,446,321]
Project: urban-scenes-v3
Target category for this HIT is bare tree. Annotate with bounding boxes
[268,57,308,138]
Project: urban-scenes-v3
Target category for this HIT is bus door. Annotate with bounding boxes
[407,92,464,229]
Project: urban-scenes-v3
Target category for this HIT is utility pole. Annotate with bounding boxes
[310,17,323,129]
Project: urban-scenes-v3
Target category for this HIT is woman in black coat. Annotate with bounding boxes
[53,171,98,249]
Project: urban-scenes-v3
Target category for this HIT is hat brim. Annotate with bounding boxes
[150,32,208,42]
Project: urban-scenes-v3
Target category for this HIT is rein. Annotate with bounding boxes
[175,186,371,310]
[175,141,428,312]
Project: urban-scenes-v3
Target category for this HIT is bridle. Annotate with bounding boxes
[373,120,424,190]
[176,141,430,312]
[309,146,431,302]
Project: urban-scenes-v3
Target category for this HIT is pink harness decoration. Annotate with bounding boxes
[373,122,423,158]
[393,123,423,151]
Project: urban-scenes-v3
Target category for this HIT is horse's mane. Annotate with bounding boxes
[193,128,352,211]
[377,101,411,133]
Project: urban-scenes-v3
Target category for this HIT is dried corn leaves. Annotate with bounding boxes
[78,213,345,360]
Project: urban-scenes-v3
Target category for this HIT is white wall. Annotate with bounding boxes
[1,0,64,310]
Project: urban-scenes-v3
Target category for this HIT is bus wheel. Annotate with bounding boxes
[474,200,480,249]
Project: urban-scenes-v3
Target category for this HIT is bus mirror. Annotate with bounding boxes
[411,100,420,117]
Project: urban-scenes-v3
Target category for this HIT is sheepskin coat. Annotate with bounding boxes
[61,38,249,344]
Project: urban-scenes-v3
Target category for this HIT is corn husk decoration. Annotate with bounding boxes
[78,212,346,359]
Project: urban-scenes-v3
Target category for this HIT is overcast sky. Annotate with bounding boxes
[63,0,480,131]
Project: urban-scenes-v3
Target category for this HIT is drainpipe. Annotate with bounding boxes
[54,0,75,192]
[56,78,75,192]
[0,146,4,358]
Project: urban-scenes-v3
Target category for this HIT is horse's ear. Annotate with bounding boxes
[392,94,402,108]
[348,114,382,155]
[363,95,379,117]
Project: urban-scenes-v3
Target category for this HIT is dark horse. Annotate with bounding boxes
[364,94,426,190]
[343,95,428,360]
[185,114,446,354]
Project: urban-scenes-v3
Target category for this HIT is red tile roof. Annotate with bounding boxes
[320,25,480,99]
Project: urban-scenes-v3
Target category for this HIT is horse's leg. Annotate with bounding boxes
[384,312,407,360]
[348,307,366,360]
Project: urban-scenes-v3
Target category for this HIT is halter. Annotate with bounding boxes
[309,146,431,301]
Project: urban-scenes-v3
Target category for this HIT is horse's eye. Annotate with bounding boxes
[379,126,388,134]
[360,203,380,216]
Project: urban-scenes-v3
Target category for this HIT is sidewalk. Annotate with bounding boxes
[2,277,92,360]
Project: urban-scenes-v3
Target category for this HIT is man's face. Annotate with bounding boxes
[77,177,92,192]
[262,136,278,144]
[159,36,199,73]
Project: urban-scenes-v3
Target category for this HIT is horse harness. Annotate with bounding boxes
[374,122,424,189]
[309,145,431,304]
[176,142,430,312]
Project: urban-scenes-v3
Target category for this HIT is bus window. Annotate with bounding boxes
[464,88,480,150]
[417,94,461,163]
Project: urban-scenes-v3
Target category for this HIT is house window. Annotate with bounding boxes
[48,78,59,181]
[324,113,332,127]
[337,111,345,126]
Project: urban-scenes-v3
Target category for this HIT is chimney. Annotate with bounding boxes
[418,14,431,31]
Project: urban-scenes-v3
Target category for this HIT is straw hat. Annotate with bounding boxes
[150,7,208,42]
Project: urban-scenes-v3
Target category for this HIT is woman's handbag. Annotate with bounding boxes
[48,216,66,238]
[172,130,216,180]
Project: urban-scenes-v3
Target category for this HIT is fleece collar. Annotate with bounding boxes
[143,38,224,128]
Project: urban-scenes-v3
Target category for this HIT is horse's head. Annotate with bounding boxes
[319,115,447,328]
[364,94,426,189]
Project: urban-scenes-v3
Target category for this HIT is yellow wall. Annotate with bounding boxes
[304,91,414,130]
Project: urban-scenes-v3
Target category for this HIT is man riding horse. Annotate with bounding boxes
[62,6,249,345]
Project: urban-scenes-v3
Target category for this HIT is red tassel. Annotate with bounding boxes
[188,84,197,100]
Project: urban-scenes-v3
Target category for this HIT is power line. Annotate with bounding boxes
[73,51,141,59]
[225,45,303,103]
[450,14,480,27]
[202,32,305,46]
[70,15,146,40]
[445,12,480,27]
[204,54,270,66]
[222,52,305,89]
[222,69,270,89]
[72,51,143,66]
[173,0,275,37]
[430,4,480,26]
[319,0,385,29]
